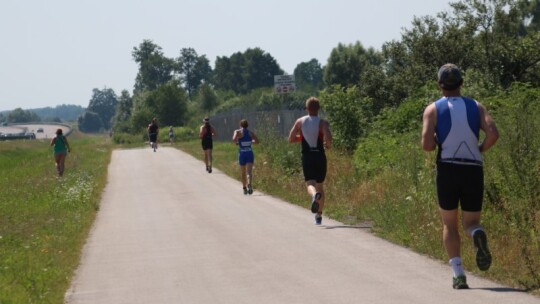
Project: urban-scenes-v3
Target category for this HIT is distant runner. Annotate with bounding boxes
[168,126,174,144]
[422,63,499,289]
[50,128,71,177]
[147,117,159,152]
[288,97,332,225]
[232,119,259,195]
[199,117,217,173]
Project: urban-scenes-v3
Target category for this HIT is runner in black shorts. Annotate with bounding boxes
[199,117,217,173]
[147,117,159,152]
[422,63,499,289]
[289,97,332,225]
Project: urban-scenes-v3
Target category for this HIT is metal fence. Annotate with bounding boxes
[209,109,306,142]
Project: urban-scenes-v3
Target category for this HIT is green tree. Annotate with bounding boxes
[7,108,41,123]
[112,90,133,133]
[132,40,175,93]
[85,88,118,130]
[78,111,103,133]
[294,58,324,91]
[176,48,213,98]
[324,42,383,88]
[131,81,188,128]
[320,86,376,151]
[213,48,283,94]
[198,83,219,111]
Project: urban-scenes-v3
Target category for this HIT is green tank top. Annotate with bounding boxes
[54,135,67,153]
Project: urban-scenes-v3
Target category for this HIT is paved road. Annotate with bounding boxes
[65,147,539,304]
[0,124,70,139]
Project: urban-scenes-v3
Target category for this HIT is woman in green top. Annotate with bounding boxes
[50,128,71,176]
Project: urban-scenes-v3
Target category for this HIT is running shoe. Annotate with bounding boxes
[473,230,492,271]
[208,166,212,173]
[311,192,321,214]
[243,187,248,195]
[315,214,322,225]
[247,184,253,195]
[452,275,469,289]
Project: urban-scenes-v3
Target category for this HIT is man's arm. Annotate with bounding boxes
[321,119,332,149]
[288,119,302,143]
[211,126,217,137]
[421,103,437,152]
[478,103,499,152]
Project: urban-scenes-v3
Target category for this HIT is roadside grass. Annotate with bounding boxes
[178,137,539,294]
[0,131,112,303]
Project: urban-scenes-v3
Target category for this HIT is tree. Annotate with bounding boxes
[198,83,218,111]
[294,59,324,91]
[78,111,103,133]
[130,81,188,128]
[132,40,175,93]
[213,48,283,94]
[112,90,133,132]
[324,42,383,88]
[7,108,41,123]
[176,48,212,98]
[86,88,118,130]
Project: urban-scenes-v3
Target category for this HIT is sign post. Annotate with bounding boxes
[274,75,296,94]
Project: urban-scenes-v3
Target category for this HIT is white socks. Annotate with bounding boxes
[449,257,465,277]
[469,226,484,238]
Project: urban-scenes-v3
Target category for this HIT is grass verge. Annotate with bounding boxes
[0,131,112,303]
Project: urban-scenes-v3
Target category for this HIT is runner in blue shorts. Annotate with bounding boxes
[289,97,332,225]
[232,119,259,195]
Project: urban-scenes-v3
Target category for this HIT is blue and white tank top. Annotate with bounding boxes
[238,128,252,152]
[435,96,482,166]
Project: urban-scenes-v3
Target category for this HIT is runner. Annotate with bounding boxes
[422,63,499,289]
[50,128,71,177]
[288,97,332,225]
[199,117,217,173]
[168,126,174,144]
[232,119,259,195]
[147,117,159,152]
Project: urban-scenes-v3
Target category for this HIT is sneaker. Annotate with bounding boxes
[243,187,248,195]
[315,214,322,225]
[208,166,212,173]
[311,192,321,214]
[473,230,492,271]
[247,184,253,195]
[452,275,469,289]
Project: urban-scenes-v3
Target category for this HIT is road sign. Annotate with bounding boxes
[274,75,296,94]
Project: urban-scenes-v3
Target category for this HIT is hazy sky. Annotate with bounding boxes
[0,0,454,111]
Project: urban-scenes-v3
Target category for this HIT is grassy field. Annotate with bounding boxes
[0,131,112,303]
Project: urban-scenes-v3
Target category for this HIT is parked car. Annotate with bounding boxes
[37,128,44,133]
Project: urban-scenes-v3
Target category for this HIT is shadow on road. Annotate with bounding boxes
[469,287,530,293]
[323,224,372,230]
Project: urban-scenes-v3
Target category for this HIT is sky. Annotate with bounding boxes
[0,0,454,111]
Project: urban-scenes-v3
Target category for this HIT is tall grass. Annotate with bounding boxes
[0,131,112,303]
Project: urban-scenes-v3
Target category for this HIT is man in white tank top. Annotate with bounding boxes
[422,63,499,289]
[288,97,333,225]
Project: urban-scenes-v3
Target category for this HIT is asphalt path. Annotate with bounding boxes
[65,147,539,304]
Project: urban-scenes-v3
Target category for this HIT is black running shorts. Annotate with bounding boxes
[436,162,484,212]
[302,151,327,183]
[202,138,213,150]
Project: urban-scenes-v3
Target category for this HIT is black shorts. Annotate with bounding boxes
[302,151,327,183]
[436,162,484,212]
[202,138,213,150]
[149,134,157,143]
